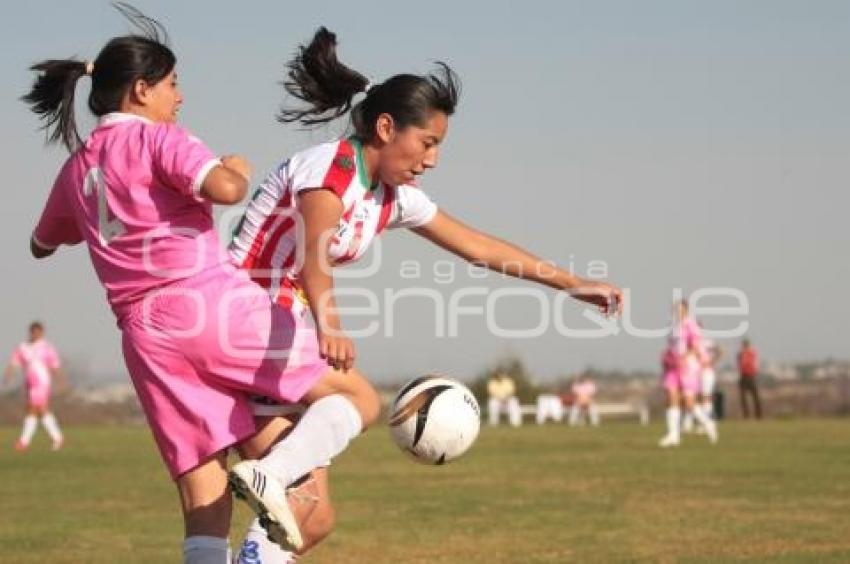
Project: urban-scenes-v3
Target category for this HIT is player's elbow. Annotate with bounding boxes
[208,179,247,205]
[200,169,248,205]
[219,178,248,204]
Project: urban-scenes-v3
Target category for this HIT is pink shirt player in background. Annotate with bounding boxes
[3,321,66,451]
[569,375,600,426]
[658,299,718,447]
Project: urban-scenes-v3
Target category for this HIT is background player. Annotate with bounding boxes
[3,321,66,451]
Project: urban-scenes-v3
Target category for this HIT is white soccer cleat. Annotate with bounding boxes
[229,460,304,551]
[658,434,680,448]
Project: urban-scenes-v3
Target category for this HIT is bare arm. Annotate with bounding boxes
[51,367,69,394]
[199,155,252,205]
[413,210,621,312]
[297,189,355,371]
[3,363,16,386]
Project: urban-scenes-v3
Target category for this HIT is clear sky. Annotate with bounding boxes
[2,0,848,385]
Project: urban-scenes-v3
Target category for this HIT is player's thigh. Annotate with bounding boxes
[301,367,380,423]
[237,415,297,460]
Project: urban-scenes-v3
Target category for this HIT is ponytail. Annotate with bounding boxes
[21,60,89,152]
[280,27,460,141]
[278,27,369,126]
[21,3,175,153]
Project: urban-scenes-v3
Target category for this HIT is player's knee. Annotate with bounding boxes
[357,385,381,430]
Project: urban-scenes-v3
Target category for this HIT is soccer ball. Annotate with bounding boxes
[389,375,481,465]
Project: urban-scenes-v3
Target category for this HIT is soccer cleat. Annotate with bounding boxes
[14,440,28,452]
[229,460,304,551]
[51,438,64,451]
[658,434,680,448]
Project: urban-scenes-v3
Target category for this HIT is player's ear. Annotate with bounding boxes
[375,113,396,144]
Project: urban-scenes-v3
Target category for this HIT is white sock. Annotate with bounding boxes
[41,412,63,443]
[666,407,681,440]
[20,415,38,445]
[691,405,716,435]
[681,412,694,432]
[183,535,230,564]
[701,400,714,418]
[234,518,298,563]
[258,395,361,487]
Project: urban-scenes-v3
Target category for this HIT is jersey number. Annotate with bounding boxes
[83,168,126,245]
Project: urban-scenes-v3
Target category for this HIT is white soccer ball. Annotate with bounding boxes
[389,375,481,465]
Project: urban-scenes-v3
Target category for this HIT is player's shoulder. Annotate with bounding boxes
[290,139,348,169]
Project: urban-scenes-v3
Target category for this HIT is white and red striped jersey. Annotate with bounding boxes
[229,137,437,309]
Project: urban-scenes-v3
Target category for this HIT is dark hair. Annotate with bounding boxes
[279,27,460,141]
[29,321,44,333]
[21,3,175,152]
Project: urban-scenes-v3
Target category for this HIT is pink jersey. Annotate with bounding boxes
[32,113,226,319]
[671,317,702,355]
[698,337,716,367]
[661,346,679,373]
[229,137,437,309]
[572,380,597,403]
[11,339,59,392]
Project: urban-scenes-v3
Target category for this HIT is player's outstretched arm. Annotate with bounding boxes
[2,362,16,385]
[413,209,622,315]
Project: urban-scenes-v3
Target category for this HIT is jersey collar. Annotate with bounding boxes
[348,136,379,191]
[98,112,155,128]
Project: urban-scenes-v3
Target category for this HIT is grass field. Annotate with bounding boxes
[1,419,849,563]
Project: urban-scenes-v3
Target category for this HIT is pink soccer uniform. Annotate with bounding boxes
[33,113,228,318]
[662,316,704,393]
[661,344,681,393]
[230,137,438,311]
[572,381,596,406]
[33,113,327,478]
[11,340,60,409]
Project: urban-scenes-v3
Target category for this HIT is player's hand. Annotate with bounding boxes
[220,154,253,183]
[569,280,623,317]
[317,330,356,372]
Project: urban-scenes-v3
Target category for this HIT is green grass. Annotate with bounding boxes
[1,420,849,562]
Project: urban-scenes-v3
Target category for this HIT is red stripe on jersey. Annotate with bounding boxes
[376,185,396,234]
[240,192,293,272]
[321,140,357,198]
[250,216,295,278]
[275,253,300,308]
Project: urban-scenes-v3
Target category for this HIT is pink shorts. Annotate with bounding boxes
[662,370,700,396]
[119,264,328,480]
[26,381,50,409]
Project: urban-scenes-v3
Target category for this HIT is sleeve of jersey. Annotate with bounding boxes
[32,170,84,250]
[289,142,354,201]
[152,124,221,199]
[684,319,703,348]
[387,185,438,230]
